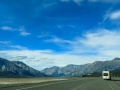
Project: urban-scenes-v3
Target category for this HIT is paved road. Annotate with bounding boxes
[1,77,120,90]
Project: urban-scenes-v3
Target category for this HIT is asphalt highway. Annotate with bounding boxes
[1,77,120,90]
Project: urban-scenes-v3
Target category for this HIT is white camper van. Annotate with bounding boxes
[102,71,111,80]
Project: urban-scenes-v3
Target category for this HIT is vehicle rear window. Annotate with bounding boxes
[103,73,108,76]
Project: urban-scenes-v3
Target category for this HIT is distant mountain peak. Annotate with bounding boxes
[0,57,46,77]
[113,57,120,60]
[42,58,120,77]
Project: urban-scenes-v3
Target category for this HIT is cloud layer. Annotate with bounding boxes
[109,10,120,20]
[0,29,120,70]
[0,26,31,36]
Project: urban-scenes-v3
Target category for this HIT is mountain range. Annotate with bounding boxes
[1,57,120,77]
[41,58,120,76]
[0,57,45,77]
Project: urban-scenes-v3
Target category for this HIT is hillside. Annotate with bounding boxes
[0,57,46,77]
[41,58,120,76]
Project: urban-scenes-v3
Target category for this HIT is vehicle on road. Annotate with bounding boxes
[102,71,111,80]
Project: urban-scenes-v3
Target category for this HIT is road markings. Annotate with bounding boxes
[71,81,92,90]
[71,79,100,90]
[113,81,120,89]
[108,81,115,90]
[15,79,82,90]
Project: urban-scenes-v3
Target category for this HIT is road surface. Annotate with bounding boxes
[0,77,120,90]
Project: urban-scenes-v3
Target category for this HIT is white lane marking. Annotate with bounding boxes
[72,79,101,90]
[113,81,120,89]
[16,79,81,90]
[108,81,115,90]
[72,80,94,90]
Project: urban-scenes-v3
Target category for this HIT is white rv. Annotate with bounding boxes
[102,71,111,80]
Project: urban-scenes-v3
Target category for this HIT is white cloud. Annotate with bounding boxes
[0,41,11,50]
[0,40,27,50]
[43,3,56,8]
[20,31,31,36]
[0,25,31,36]
[89,0,120,3]
[1,29,120,70]
[91,0,118,27]
[73,0,83,4]
[0,26,13,31]
[44,29,120,62]
[61,0,70,2]
[0,50,102,70]
[45,29,120,49]
[61,0,84,5]
[37,35,45,38]
[89,0,97,2]
[58,25,76,29]
[109,10,120,20]
[10,45,27,50]
[69,30,120,56]
[19,26,31,36]
[35,2,57,16]
[44,36,72,44]
[80,29,120,47]
[8,56,27,61]
[99,4,114,27]
[0,41,11,45]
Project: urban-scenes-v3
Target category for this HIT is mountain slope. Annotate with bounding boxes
[0,57,45,77]
[41,58,120,76]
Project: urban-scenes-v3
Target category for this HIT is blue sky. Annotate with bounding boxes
[0,0,120,70]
